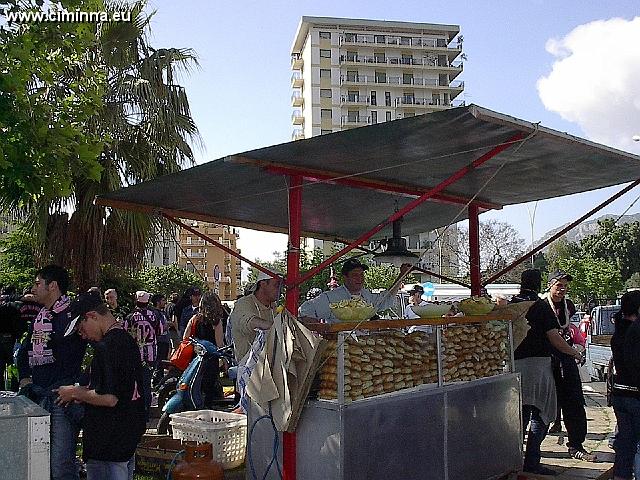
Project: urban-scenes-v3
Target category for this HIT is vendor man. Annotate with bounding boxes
[299,258,411,323]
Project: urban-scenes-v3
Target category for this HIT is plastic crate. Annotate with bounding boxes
[135,436,184,478]
[170,410,247,470]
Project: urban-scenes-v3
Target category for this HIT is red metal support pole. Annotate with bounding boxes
[468,204,481,296]
[294,132,526,287]
[283,175,302,480]
[483,177,640,286]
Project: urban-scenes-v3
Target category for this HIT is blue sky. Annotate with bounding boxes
[148,0,640,261]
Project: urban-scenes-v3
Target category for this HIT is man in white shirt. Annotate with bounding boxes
[403,285,428,319]
[299,258,411,323]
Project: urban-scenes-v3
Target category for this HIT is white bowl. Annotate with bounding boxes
[410,304,452,318]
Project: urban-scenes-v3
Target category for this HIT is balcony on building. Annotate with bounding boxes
[341,114,371,128]
[291,71,303,88]
[340,93,370,106]
[291,90,303,107]
[339,33,461,52]
[291,129,304,141]
[291,53,303,70]
[394,96,451,109]
[189,252,205,258]
[291,110,304,125]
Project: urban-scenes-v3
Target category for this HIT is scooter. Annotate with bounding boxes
[157,338,237,434]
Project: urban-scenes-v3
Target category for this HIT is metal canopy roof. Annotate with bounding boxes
[97,105,640,242]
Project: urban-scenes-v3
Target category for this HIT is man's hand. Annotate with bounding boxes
[53,385,84,406]
[399,263,414,276]
[248,315,274,330]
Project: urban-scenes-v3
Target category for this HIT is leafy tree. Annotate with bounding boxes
[0,225,37,289]
[0,0,105,205]
[97,264,142,311]
[455,220,526,282]
[556,256,623,304]
[580,219,640,282]
[625,272,640,290]
[1,0,201,288]
[136,264,205,297]
[545,237,582,274]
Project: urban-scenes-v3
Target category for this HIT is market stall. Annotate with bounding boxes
[96,104,640,480]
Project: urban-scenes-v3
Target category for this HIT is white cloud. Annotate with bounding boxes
[537,17,640,151]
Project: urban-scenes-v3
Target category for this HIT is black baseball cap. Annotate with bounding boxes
[548,270,573,286]
[408,285,425,295]
[64,292,103,337]
[341,258,369,275]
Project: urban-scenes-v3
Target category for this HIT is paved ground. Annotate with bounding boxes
[513,381,615,480]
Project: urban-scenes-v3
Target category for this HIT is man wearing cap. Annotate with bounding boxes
[511,269,585,475]
[104,288,127,321]
[55,292,145,480]
[544,270,595,461]
[299,258,411,324]
[17,265,87,480]
[229,270,282,363]
[123,290,162,416]
[403,285,428,320]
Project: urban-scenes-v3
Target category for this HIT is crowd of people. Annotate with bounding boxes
[3,260,640,479]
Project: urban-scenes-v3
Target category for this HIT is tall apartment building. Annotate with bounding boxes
[406,228,460,284]
[290,16,464,140]
[144,225,179,267]
[177,221,242,301]
[291,17,464,257]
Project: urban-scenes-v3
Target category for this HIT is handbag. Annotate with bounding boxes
[170,339,194,371]
[169,316,199,371]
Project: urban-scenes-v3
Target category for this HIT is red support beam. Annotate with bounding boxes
[160,213,280,280]
[295,133,526,287]
[283,175,302,480]
[483,178,640,285]
[259,162,501,211]
[468,204,481,296]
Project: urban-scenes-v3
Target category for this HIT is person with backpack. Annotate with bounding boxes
[123,291,161,417]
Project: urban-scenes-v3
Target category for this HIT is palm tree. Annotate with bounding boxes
[29,0,200,288]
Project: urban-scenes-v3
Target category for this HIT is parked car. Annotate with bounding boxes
[585,305,620,381]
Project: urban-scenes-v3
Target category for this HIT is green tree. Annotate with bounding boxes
[580,219,640,282]
[0,225,37,289]
[542,236,581,274]
[556,256,623,303]
[1,0,201,289]
[136,265,205,297]
[625,272,640,290]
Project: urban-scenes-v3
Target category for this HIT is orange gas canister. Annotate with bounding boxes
[172,442,224,480]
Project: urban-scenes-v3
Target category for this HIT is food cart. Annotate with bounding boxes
[97,104,640,479]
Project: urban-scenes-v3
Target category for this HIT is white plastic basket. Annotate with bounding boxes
[170,410,247,470]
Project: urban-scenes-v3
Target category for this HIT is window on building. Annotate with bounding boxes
[385,91,391,106]
[319,31,331,39]
[374,35,385,44]
[386,111,392,122]
[321,129,332,135]
[374,52,385,63]
[320,68,331,79]
[346,51,357,61]
[320,49,331,58]
[344,33,356,42]
[401,54,413,65]
[403,92,415,104]
[186,236,192,245]
[375,71,386,84]
[347,90,359,102]
[347,110,359,122]
[370,91,377,106]
[321,108,332,119]
[320,88,332,98]
[371,111,377,124]
[400,36,411,46]
[403,73,414,85]
[432,93,440,105]
[162,247,170,265]
[346,70,358,82]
